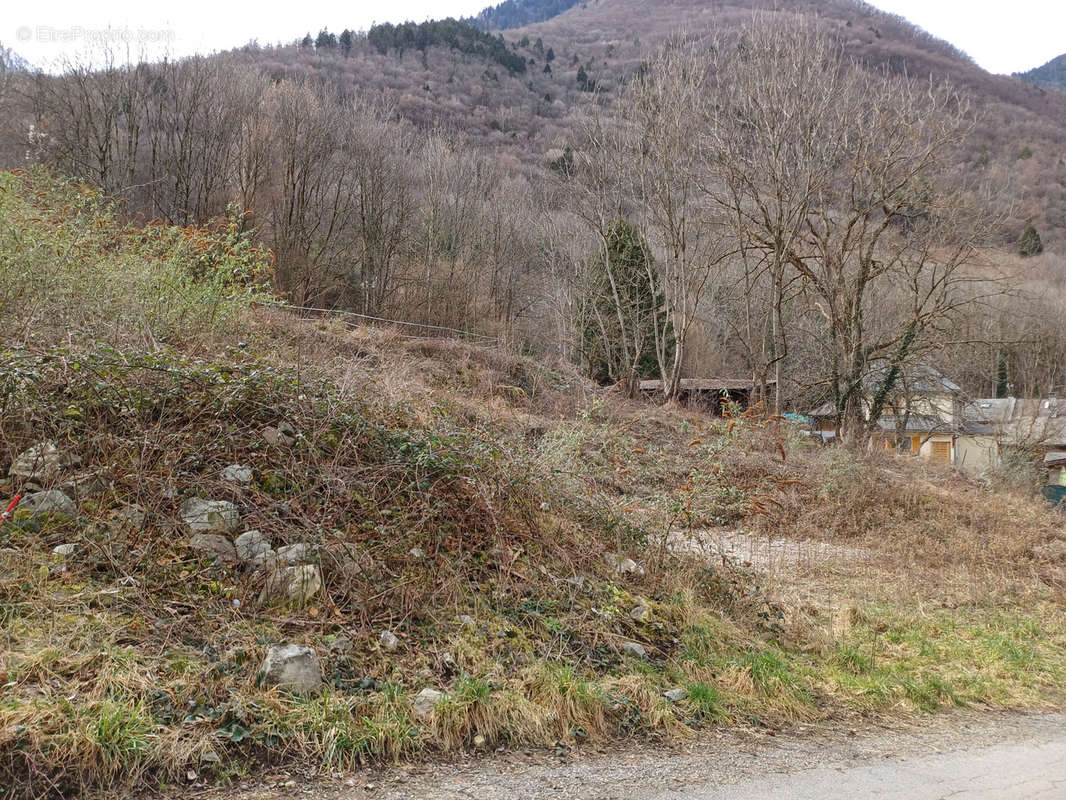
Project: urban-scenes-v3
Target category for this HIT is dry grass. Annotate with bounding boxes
[2,171,1066,798]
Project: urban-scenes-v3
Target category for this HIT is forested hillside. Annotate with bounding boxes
[4,5,1066,796]
[1018,53,1066,91]
[469,0,582,30]
[1,0,1065,411]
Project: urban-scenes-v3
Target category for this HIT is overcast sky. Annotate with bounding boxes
[6,0,1064,75]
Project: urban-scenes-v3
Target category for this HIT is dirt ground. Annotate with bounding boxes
[195,710,1066,800]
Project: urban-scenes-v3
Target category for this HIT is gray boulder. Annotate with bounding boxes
[621,641,647,659]
[605,552,646,576]
[60,469,110,498]
[260,564,322,606]
[412,688,445,719]
[259,644,322,694]
[8,441,80,483]
[262,423,296,447]
[234,530,272,563]
[320,541,374,581]
[276,543,307,564]
[22,490,77,519]
[52,542,78,556]
[180,498,240,534]
[630,601,651,621]
[664,688,688,702]
[114,503,146,529]
[379,630,399,651]
[189,533,236,561]
[221,464,253,484]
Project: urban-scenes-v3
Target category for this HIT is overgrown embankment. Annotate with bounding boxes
[2,171,1065,798]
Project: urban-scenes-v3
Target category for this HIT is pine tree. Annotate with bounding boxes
[580,220,674,385]
[1019,225,1044,257]
[576,65,594,91]
[995,351,1010,398]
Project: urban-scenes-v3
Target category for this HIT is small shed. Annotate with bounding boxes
[639,378,773,415]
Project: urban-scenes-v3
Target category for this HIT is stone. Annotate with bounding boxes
[179,498,240,534]
[473,733,488,750]
[457,614,476,629]
[379,630,399,651]
[412,688,444,719]
[259,643,322,694]
[260,564,322,606]
[189,533,236,561]
[321,541,374,581]
[262,423,296,447]
[663,688,688,702]
[408,547,427,560]
[621,641,647,659]
[276,543,307,564]
[22,490,77,519]
[630,602,651,621]
[114,503,146,529]
[327,635,354,656]
[221,464,253,484]
[235,530,272,562]
[8,441,80,483]
[60,469,110,498]
[604,552,645,576]
[52,543,77,556]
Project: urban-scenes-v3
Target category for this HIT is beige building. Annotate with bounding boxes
[809,367,1066,475]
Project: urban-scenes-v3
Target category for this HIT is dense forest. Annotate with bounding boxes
[1017,54,1066,90]
[469,0,582,31]
[367,19,528,73]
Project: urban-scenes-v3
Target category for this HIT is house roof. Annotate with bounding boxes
[639,378,774,393]
[870,413,999,436]
[965,397,1066,446]
[864,362,962,394]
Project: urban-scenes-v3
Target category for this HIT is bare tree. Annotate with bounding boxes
[623,38,732,402]
[700,20,1002,441]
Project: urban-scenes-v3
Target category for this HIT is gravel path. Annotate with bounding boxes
[206,710,1066,800]
[666,528,874,574]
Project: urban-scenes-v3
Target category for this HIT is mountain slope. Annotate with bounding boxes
[1017,53,1066,91]
[469,0,581,30]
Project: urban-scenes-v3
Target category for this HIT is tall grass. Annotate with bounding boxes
[0,168,272,351]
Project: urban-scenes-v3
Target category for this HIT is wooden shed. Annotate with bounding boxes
[638,378,774,415]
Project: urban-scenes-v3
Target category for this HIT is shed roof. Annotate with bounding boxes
[639,378,774,393]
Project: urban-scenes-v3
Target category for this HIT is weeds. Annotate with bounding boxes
[1,170,1065,797]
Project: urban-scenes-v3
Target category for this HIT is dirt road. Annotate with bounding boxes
[214,710,1066,800]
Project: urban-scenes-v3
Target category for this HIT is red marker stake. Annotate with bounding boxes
[1,494,22,521]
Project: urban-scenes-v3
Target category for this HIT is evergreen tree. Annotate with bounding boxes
[339,29,353,57]
[315,29,337,50]
[576,65,590,91]
[300,33,314,50]
[580,220,674,386]
[1019,224,1044,257]
[995,351,1010,398]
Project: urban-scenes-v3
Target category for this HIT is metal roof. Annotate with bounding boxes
[639,378,774,392]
